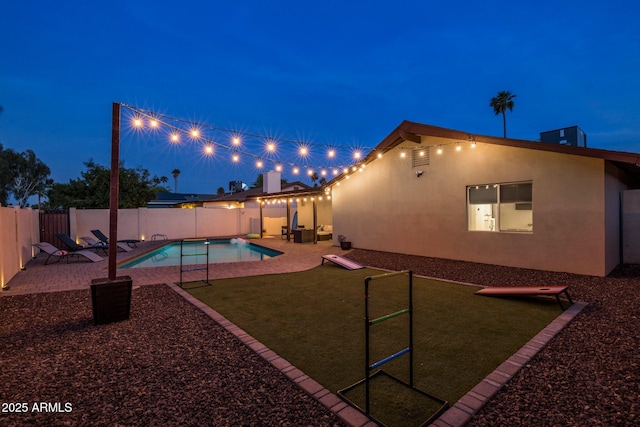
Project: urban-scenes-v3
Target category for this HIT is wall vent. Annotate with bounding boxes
[412,146,430,168]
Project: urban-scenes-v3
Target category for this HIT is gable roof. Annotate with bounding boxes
[340,120,640,184]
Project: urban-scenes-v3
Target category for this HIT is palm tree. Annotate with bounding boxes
[171,169,180,193]
[490,91,516,138]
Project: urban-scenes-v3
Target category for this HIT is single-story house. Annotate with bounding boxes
[329,121,640,277]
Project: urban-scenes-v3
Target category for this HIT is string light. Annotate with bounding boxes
[266,141,276,152]
[122,104,374,181]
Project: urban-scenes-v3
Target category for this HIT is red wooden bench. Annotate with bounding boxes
[475,286,573,310]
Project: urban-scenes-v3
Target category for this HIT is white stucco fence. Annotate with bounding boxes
[69,206,294,243]
[0,205,294,291]
[0,206,39,289]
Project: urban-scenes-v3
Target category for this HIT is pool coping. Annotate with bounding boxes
[117,238,283,269]
[169,278,587,427]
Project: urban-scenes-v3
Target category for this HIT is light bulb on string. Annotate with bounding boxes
[266,141,276,153]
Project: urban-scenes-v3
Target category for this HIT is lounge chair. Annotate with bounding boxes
[79,236,109,254]
[33,242,104,265]
[90,229,136,251]
[56,233,106,253]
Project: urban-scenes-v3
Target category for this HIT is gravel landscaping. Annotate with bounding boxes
[0,285,345,427]
[346,249,640,426]
[2,247,638,426]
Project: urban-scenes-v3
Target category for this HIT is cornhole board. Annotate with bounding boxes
[321,254,365,270]
[475,286,573,310]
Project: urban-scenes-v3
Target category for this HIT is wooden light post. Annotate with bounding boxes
[89,102,132,325]
[108,102,120,280]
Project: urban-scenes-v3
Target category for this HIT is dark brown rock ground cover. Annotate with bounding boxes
[0,285,345,427]
[346,249,640,426]
[2,249,639,426]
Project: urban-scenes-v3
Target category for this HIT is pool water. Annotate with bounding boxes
[118,239,281,269]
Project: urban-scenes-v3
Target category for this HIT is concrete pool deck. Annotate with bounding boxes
[3,238,348,295]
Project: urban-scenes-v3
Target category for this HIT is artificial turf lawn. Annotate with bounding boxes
[187,264,560,426]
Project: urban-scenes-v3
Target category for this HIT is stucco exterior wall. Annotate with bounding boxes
[622,189,640,264]
[332,138,614,276]
[604,164,627,271]
[297,197,332,229]
[0,207,39,290]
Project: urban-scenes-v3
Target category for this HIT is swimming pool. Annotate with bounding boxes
[118,239,281,269]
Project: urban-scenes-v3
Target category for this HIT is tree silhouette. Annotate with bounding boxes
[490,91,516,138]
[310,172,319,187]
[171,169,180,193]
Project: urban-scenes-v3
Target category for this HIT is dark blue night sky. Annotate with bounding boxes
[1,0,639,194]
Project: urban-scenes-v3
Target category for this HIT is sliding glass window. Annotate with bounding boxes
[467,182,532,232]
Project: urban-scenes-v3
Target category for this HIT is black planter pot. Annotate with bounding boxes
[90,276,133,325]
[340,241,352,250]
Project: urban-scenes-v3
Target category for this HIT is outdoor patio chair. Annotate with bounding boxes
[90,229,136,251]
[56,233,106,253]
[79,236,109,254]
[33,242,104,265]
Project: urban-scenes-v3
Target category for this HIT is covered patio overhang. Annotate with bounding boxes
[254,187,331,244]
